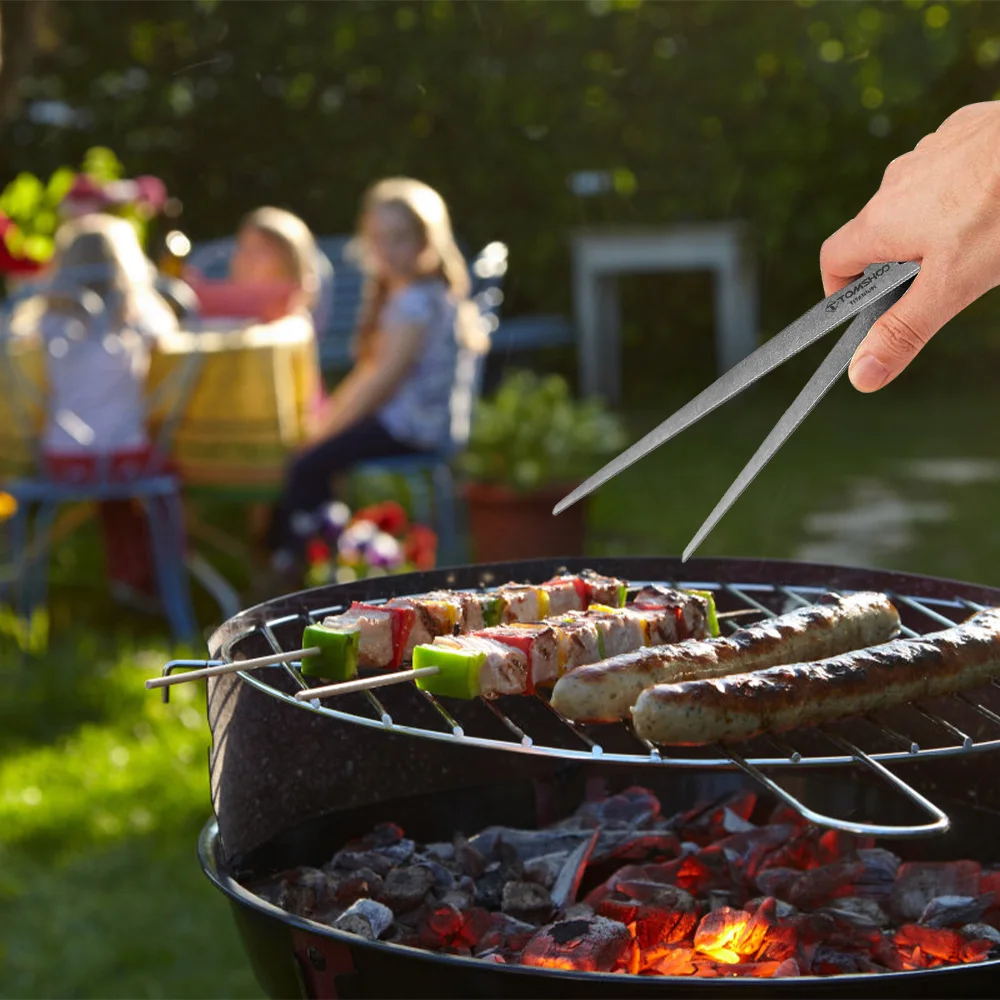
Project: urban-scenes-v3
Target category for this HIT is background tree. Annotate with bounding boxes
[3,0,999,388]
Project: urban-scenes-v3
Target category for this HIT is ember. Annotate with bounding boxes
[245,787,1000,979]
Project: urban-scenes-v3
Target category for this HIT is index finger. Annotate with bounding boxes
[819,215,873,296]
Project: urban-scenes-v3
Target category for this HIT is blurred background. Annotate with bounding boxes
[2,1,1000,996]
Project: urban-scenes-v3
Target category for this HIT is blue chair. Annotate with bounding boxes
[0,270,203,642]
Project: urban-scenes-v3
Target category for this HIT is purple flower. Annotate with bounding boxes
[337,519,378,563]
[317,501,351,543]
[366,531,403,569]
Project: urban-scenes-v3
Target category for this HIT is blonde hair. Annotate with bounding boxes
[239,206,320,308]
[353,177,488,356]
[47,214,159,327]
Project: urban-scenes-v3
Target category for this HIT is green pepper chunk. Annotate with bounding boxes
[686,590,720,638]
[301,623,360,681]
[481,596,505,628]
[616,582,628,608]
[412,644,482,699]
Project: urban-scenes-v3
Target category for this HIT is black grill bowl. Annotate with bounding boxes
[201,557,1000,998]
[199,765,1000,999]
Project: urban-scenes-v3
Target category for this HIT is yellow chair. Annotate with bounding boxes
[0,302,47,479]
[147,317,319,495]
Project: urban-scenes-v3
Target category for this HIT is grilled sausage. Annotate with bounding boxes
[631,608,1000,746]
[549,592,900,723]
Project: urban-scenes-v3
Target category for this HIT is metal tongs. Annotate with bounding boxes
[555,260,920,560]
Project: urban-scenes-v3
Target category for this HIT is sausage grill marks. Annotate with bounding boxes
[632,608,1000,746]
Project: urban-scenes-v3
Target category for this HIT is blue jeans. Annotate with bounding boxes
[268,416,420,555]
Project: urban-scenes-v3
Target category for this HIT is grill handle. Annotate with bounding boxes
[725,737,951,839]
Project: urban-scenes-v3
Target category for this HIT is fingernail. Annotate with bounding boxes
[848,353,890,392]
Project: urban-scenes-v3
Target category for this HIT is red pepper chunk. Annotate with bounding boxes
[351,602,416,669]
[544,575,590,608]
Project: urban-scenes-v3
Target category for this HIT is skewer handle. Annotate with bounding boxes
[295,666,440,701]
[146,646,321,689]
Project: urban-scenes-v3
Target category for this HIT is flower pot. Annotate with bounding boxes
[463,483,587,563]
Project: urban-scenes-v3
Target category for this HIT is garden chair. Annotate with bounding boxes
[0,267,205,642]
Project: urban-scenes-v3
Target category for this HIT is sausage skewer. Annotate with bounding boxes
[631,608,1000,746]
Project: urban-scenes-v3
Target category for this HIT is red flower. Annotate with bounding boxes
[404,525,438,571]
[306,539,331,566]
[66,174,106,202]
[0,213,44,275]
[354,501,408,537]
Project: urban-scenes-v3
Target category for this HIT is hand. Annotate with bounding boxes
[820,101,1000,392]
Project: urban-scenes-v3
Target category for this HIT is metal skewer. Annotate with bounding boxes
[295,667,440,701]
[146,646,322,689]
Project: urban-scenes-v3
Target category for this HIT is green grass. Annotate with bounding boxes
[0,628,264,1000]
[2,361,999,999]
[588,361,1000,588]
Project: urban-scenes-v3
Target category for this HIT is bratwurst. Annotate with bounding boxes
[549,592,900,723]
[631,607,1000,746]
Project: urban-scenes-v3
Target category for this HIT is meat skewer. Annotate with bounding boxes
[409,587,713,699]
[631,607,1000,746]
[150,580,713,695]
[302,571,630,678]
[549,592,901,723]
[296,587,714,701]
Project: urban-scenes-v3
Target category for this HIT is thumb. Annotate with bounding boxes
[847,269,946,392]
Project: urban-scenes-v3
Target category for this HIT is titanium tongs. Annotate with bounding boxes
[554,260,921,560]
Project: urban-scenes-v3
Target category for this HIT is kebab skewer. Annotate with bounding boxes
[300,586,716,701]
[148,572,635,692]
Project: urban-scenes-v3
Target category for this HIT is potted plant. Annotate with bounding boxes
[458,370,626,562]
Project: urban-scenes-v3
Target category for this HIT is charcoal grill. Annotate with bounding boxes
[181,557,1000,997]
[200,764,1000,999]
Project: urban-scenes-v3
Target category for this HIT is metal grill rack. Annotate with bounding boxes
[162,577,1000,839]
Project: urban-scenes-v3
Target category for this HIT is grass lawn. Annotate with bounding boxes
[2,355,999,999]
[0,629,264,1000]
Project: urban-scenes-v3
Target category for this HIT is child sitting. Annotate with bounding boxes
[266,178,488,577]
[39,214,178,607]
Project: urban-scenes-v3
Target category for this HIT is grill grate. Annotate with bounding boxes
[162,577,1000,838]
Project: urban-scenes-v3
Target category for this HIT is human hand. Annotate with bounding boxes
[820,101,1000,392]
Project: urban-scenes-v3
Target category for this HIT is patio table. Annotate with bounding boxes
[0,315,318,492]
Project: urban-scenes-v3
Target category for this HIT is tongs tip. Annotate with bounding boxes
[553,482,591,516]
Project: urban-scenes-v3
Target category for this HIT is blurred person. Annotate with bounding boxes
[820,100,1000,393]
[264,177,488,579]
[185,205,321,332]
[185,206,324,547]
[38,214,178,608]
[228,205,321,326]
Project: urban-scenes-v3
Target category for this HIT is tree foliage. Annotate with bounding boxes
[3,0,1000,338]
